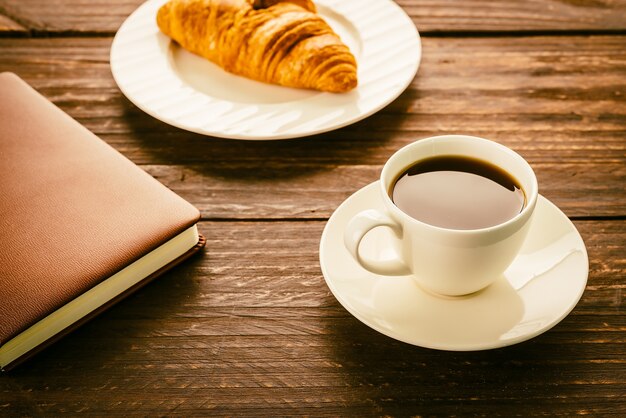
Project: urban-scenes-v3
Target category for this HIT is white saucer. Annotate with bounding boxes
[110,0,421,140]
[319,182,589,351]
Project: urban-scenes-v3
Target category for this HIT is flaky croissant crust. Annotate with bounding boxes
[157,0,357,93]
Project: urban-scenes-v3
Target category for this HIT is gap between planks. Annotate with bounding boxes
[1,28,626,39]
[198,216,626,222]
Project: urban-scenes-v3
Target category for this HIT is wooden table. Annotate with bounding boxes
[1,0,625,415]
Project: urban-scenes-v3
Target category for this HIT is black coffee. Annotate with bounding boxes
[391,155,525,230]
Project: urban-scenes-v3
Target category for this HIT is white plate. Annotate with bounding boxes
[319,182,589,351]
[110,0,421,140]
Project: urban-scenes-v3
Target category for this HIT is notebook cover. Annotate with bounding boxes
[0,72,203,364]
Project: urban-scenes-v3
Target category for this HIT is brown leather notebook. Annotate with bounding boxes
[0,73,205,371]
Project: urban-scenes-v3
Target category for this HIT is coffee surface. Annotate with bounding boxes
[391,155,525,230]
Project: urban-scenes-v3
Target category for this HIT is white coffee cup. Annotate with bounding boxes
[344,135,539,296]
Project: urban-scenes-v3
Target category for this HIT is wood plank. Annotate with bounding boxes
[197,219,625,312]
[141,162,626,218]
[398,0,626,33]
[91,219,621,318]
[0,0,139,34]
[1,36,624,218]
[0,219,624,415]
[0,13,25,33]
[0,36,623,163]
[0,0,625,34]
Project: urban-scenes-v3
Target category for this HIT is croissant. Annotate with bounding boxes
[156,0,357,93]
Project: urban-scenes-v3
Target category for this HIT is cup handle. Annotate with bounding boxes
[344,209,411,276]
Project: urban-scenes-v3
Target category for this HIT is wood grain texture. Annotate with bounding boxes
[0,0,625,35]
[0,220,624,416]
[0,36,624,219]
[140,162,626,219]
[398,0,626,33]
[2,36,624,162]
[0,0,624,414]
[0,12,24,33]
